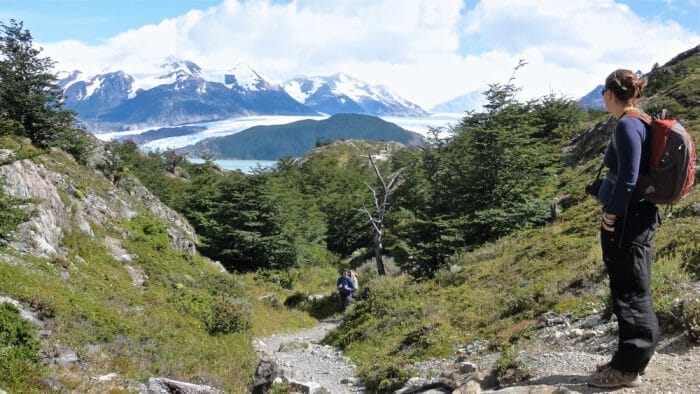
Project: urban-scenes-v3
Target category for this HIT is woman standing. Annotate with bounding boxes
[587,69,660,388]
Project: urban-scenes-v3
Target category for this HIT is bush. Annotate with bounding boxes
[681,296,700,342]
[0,303,42,386]
[205,297,251,335]
[0,183,30,242]
[495,345,531,386]
[358,363,411,392]
[255,268,299,290]
[0,118,25,136]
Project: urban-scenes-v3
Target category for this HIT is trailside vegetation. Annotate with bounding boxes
[2,18,698,392]
[0,19,91,162]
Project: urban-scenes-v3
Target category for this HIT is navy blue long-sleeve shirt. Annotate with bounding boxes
[597,115,651,215]
[337,275,355,294]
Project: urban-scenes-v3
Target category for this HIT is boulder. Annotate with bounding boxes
[147,377,223,394]
[288,380,331,394]
[0,160,68,257]
[249,357,280,394]
[44,344,79,367]
[278,341,310,352]
[453,381,482,394]
[485,385,570,393]
[259,294,279,307]
[459,362,478,374]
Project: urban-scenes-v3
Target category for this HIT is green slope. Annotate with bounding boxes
[183,113,424,160]
[0,140,317,392]
[323,45,700,391]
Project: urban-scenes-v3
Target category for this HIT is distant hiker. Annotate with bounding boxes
[349,270,359,292]
[587,69,660,389]
[336,268,355,311]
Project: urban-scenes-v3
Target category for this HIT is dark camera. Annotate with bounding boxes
[585,179,603,198]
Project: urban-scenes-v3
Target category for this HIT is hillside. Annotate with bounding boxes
[319,45,700,392]
[180,113,423,160]
[0,136,319,392]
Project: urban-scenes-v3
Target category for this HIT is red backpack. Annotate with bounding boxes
[624,109,696,204]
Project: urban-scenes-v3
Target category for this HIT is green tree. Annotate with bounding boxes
[263,158,329,265]
[0,19,91,161]
[389,82,584,277]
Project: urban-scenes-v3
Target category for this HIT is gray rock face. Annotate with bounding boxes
[0,151,197,260]
[147,377,224,394]
[0,160,69,257]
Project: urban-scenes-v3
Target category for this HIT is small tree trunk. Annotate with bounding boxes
[359,152,403,276]
[374,231,385,276]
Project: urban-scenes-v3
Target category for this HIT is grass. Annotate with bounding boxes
[0,148,324,392]
[325,137,700,390]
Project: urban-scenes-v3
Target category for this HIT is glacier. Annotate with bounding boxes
[93,113,463,152]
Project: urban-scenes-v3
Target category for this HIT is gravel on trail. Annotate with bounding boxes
[252,312,700,394]
[252,318,366,393]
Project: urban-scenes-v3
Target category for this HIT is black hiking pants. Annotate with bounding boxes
[339,292,353,311]
[600,201,660,373]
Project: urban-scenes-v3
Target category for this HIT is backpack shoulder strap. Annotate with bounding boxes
[620,109,652,125]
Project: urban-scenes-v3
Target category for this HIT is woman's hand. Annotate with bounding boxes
[601,212,616,232]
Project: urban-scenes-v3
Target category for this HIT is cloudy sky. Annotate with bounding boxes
[2,0,699,110]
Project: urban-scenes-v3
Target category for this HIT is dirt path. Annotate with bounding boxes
[253,318,366,393]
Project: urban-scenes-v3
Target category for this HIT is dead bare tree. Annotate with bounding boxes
[358,152,403,276]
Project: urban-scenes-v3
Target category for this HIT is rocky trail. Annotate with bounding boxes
[252,318,366,393]
[251,311,700,394]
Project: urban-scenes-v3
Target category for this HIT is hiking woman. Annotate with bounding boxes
[587,69,660,388]
[336,268,355,311]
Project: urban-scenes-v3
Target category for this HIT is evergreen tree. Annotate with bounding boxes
[0,19,91,161]
[389,83,585,276]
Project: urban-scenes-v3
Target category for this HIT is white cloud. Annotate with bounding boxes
[458,0,699,101]
[39,0,699,109]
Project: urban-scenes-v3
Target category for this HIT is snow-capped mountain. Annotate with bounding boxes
[283,73,427,117]
[59,60,426,129]
[224,63,275,91]
[59,70,133,118]
[223,64,313,115]
[431,91,484,113]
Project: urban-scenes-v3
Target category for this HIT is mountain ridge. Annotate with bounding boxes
[58,60,428,129]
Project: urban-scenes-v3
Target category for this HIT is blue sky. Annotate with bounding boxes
[1,0,698,108]
[3,0,697,44]
[0,0,223,44]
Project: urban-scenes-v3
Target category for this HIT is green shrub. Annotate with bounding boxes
[358,362,411,392]
[205,297,251,335]
[125,215,170,251]
[0,303,42,387]
[681,296,700,342]
[495,345,531,386]
[255,268,299,290]
[0,183,30,241]
[0,118,26,136]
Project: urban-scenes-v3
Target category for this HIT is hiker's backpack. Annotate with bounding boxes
[350,271,359,292]
[624,109,696,204]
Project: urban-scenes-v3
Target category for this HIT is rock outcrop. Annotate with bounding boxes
[147,377,224,394]
[0,150,196,258]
